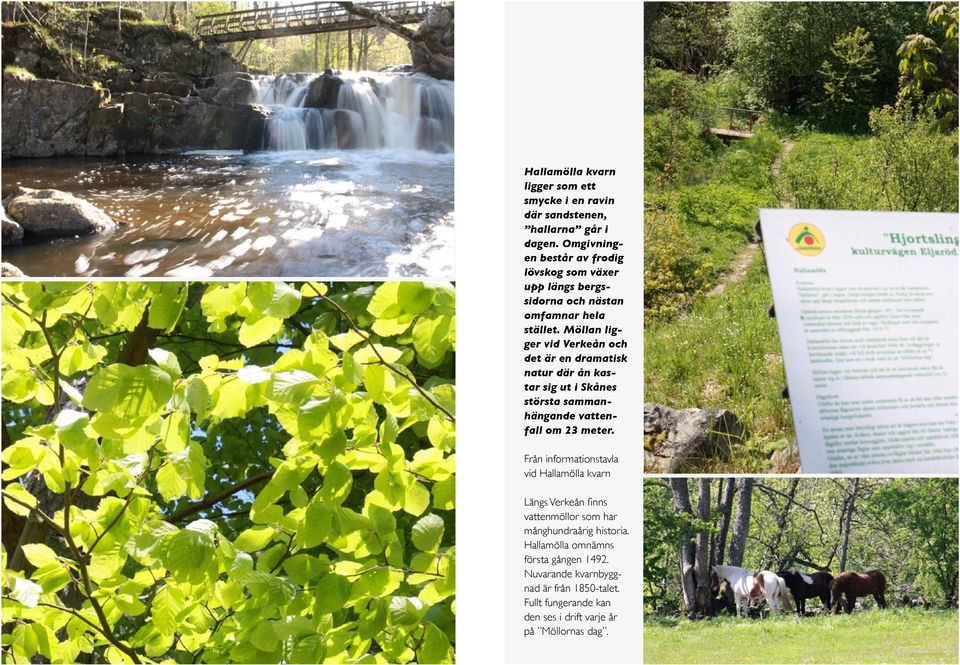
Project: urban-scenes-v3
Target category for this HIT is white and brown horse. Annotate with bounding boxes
[712,565,794,618]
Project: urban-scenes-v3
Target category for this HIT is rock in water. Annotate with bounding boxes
[3,188,117,238]
[304,72,343,109]
[1,207,24,246]
[644,403,746,472]
[1,263,25,277]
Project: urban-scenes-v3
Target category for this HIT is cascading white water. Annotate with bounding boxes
[250,71,454,153]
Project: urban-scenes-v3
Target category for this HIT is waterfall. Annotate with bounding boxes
[249,71,454,153]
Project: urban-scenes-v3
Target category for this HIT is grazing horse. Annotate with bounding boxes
[778,570,834,616]
[712,565,794,618]
[830,570,887,613]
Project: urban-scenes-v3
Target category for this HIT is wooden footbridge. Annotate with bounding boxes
[710,106,762,141]
[196,1,436,43]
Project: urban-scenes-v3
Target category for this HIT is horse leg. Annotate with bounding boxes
[797,594,804,617]
[874,591,886,609]
[845,594,855,613]
[821,592,830,613]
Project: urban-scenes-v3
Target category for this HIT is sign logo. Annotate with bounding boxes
[788,223,825,256]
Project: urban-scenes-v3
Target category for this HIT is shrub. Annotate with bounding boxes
[868,105,959,211]
[783,108,959,212]
[815,27,880,132]
[644,112,716,190]
[644,211,713,320]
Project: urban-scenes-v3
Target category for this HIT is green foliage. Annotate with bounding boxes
[0,281,456,664]
[728,2,927,113]
[816,27,880,131]
[644,2,730,75]
[868,479,959,605]
[645,256,793,458]
[645,608,959,664]
[782,108,959,212]
[644,129,780,322]
[897,1,959,130]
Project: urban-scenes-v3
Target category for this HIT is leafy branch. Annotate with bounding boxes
[306,284,455,423]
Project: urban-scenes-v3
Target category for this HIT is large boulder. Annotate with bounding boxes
[3,187,117,238]
[644,403,746,472]
[1,207,23,246]
[411,6,454,80]
[1,73,108,158]
[152,99,258,152]
[304,72,343,109]
[137,76,194,98]
[210,72,256,106]
[243,105,272,152]
[1,263,25,277]
[116,92,153,153]
[86,103,124,155]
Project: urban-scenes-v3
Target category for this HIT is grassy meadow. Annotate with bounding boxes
[644,609,960,664]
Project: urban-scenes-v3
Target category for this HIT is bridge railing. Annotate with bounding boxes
[721,106,762,131]
[196,1,434,39]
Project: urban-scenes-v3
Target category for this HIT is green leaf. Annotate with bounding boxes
[413,311,453,368]
[32,563,72,593]
[156,460,187,501]
[411,514,445,552]
[1,368,37,402]
[290,635,326,664]
[388,596,426,626]
[148,348,182,379]
[83,364,173,421]
[404,480,431,517]
[320,462,353,507]
[60,341,107,376]
[235,526,275,552]
[21,543,58,569]
[152,584,188,636]
[148,283,188,332]
[296,497,332,548]
[267,370,319,404]
[432,477,455,510]
[418,623,452,664]
[247,282,302,318]
[238,312,283,347]
[313,574,351,614]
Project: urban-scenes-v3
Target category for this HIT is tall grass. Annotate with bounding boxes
[645,254,793,470]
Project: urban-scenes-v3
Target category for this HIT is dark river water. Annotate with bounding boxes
[2,149,454,278]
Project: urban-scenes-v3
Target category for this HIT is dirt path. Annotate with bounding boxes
[706,138,794,297]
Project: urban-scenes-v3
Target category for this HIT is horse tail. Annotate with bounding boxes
[777,576,794,613]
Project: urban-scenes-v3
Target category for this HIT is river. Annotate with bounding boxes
[2,71,454,278]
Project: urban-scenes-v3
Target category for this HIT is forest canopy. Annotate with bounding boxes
[0,281,456,664]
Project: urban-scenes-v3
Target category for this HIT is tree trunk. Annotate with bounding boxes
[669,477,697,616]
[695,479,713,615]
[348,29,353,70]
[712,478,736,567]
[764,479,799,568]
[727,478,754,567]
[838,478,860,572]
[324,33,331,69]
[314,33,320,72]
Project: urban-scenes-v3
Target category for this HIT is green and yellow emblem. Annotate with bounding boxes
[788,223,825,256]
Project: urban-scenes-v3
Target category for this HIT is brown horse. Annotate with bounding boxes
[829,570,887,613]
